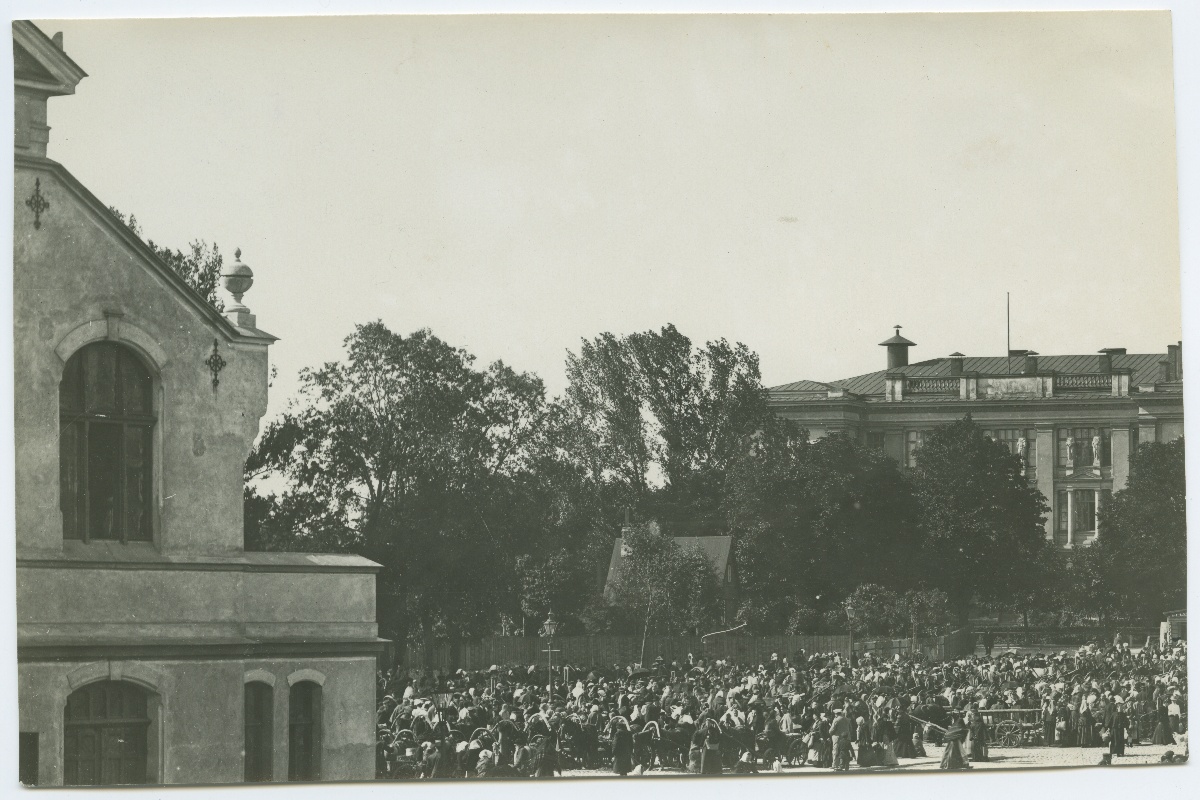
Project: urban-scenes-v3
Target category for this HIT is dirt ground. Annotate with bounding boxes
[557,742,1186,778]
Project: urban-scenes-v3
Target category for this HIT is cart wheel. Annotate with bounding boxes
[788,739,808,765]
[995,720,1021,748]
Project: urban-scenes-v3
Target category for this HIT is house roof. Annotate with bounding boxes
[604,535,733,596]
[13,21,88,96]
[770,353,1174,401]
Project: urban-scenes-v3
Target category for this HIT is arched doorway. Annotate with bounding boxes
[63,680,152,786]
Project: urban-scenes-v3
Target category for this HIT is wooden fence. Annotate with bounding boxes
[397,629,974,673]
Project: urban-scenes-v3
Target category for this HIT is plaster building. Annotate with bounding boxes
[768,326,1184,548]
[13,22,382,786]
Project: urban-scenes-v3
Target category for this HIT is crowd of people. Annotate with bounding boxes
[375,638,1188,779]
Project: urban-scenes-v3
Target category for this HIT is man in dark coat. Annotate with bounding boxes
[830,708,853,771]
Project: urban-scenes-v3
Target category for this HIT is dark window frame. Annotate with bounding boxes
[59,342,155,543]
[288,682,322,782]
[244,682,274,782]
[1056,426,1112,470]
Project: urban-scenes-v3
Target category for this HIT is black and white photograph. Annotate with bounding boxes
[6,0,1195,792]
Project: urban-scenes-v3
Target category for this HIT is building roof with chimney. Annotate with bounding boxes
[770,352,1179,403]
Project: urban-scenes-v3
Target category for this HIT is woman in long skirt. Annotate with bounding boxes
[1042,697,1056,747]
[1078,701,1096,748]
[1056,704,1073,747]
[966,709,989,762]
[700,720,724,775]
[895,711,917,758]
[1151,702,1174,745]
[1108,700,1128,760]
[611,719,633,776]
[940,716,971,771]
[876,711,900,767]
[855,717,875,767]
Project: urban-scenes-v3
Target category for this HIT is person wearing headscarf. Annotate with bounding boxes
[1105,696,1128,760]
[535,724,561,777]
[1152,699,1174,745]
[611,717,634,776]
[699,718,724,775]
[894,706,917,758]
[939,713,971,771]
[876,708,900,767]
[855,715,875,767]
[966,707,989,762]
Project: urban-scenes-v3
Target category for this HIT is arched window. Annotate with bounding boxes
[244,682,274,782]
[63,681,151,786]
[59,342,153,542]
[288,682,321,782]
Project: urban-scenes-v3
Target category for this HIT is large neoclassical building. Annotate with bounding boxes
[768,327,1184,548]
[14,21,381,786]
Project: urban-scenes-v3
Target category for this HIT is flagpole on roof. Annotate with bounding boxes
[1007,292,1011,372]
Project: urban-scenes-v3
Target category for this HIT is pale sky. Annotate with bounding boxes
[37,12,1182,416]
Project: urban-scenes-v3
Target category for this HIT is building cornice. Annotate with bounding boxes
[18,637,389,663]
[768,395,1181,415]
[17,549,381,574]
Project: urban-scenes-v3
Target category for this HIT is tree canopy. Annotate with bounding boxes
[1091,437,1187,619]
[910,415,1050,621]
[109,207,225,310]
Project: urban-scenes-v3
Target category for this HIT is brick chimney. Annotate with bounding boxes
[13,22,87,158]
[879,326,916,370]
[948,352,965,377]
[1098,348,1123,374]
[1167,343,1181,382]
[1023,351,1039,375]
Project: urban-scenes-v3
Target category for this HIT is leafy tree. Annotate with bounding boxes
[604,522,722,637]
[516,548,595,634]
[910,415,1049,623]
[562,324,775,531]
[900,587,951,642]
[108,207,225,310]
[248,321,549,645]
[728,432,922,632]
[1093,438,1186,618]
[843,584,905,637]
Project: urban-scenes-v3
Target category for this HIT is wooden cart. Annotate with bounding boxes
[978,707,1043,747]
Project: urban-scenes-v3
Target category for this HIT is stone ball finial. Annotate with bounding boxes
[222,247,254,311]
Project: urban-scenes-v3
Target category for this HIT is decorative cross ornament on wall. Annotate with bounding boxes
[205,339,226,391]
[26,178,49,229]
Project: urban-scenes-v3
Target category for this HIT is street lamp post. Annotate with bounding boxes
[845,602,857,665]
[540,611,560,702]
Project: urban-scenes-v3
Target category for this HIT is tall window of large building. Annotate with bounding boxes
[904,430,930,468]
[1056,427,1111,470]
[63,681,151,786]
[244,682,274,782]
[288,682,321,782]
[59,342,154,542]
[983,428,1037,479]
